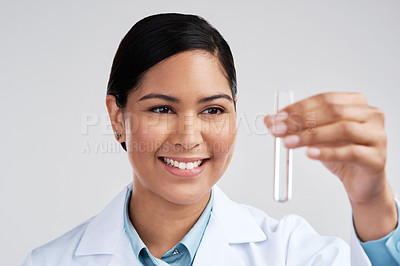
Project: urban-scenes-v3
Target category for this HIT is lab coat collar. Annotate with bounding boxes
[193,186,267,266]
[74,183,267,260]
[211,185,267,244]
[75,184,129,256]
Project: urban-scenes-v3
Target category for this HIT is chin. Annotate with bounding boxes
[159,184,210,205]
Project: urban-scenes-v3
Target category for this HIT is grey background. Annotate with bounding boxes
[1,0,399,264]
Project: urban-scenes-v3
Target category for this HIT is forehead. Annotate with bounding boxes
[133,50,231,99]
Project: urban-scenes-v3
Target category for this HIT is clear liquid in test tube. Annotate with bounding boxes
[273,91,294,202]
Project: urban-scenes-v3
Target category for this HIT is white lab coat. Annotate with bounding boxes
[22,184,372,266]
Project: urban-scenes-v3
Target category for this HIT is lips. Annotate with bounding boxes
[158,156,209,178]
[161,157,204,169]
[159,156,208,163]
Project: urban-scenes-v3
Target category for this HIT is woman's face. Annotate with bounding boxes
[123,50,236,205]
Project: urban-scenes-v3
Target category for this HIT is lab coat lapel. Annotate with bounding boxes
[74,184,141,265]
[211,186,267,243]
[74,186,128,256]
[193,214,245,266]
[109,231,140,266]
[193,186,267,265]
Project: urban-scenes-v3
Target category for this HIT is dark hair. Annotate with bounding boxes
[107,13,237,151]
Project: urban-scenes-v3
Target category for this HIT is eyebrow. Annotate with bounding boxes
[138,93,233,103]
[198,94,233,103]
[138,93,179,103]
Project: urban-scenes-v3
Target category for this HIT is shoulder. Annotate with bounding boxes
[22,184,130,266]
[235,201,317,238]
[213,186,317,237]
[23,218,93,265]
[239,200,347,244]
[212,187,350,265]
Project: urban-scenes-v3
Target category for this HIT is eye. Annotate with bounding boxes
[202,107,225,115]
[149,106,173,114]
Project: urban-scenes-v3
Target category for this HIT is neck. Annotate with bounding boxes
[128,178,211,259]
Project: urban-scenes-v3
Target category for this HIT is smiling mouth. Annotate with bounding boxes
[159,157,207,170]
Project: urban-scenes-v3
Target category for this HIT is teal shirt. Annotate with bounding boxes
[360,198,400,265]
[123,186,213,266]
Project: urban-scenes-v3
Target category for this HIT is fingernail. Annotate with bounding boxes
[307,148,321,157]
[283,135,300,147]
[274,112,288,123]
[272,124,287,135]
[264,116,272,127]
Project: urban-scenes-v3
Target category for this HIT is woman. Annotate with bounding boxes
[23,13,399,265]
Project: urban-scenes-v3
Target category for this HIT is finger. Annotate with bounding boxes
[279,92,368,115]
[282,121,386,148]
[306,144,386,171]
[265,105,385,136]
[264,113,289,135]
[284,105,385,135]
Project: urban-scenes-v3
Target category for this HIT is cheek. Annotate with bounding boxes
[204,116,237,159]
[126,115,171,152]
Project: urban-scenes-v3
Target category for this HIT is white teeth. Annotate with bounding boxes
[162,157,205,170]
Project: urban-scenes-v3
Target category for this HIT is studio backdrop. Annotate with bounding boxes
[1,0,399,265]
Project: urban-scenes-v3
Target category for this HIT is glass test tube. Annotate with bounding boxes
[273,91,294,202]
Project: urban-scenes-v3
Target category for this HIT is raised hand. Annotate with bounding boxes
[264,92,397,241]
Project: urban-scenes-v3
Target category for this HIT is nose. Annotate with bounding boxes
[168,112,203,150]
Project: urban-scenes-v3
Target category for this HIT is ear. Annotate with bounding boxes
[106,95,126,143]
[234,96,237,105]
